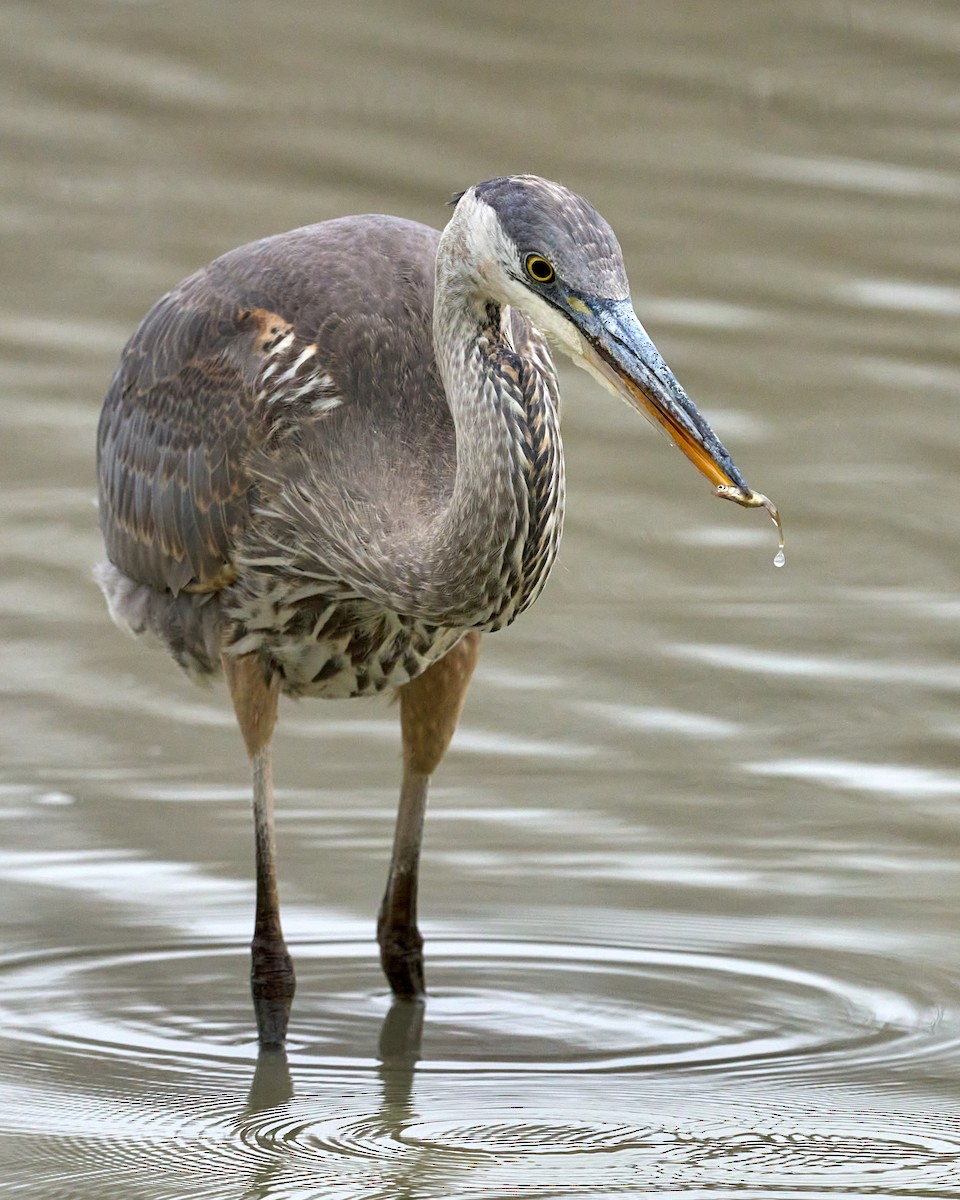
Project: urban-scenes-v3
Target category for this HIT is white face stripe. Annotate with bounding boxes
[501,284,585,359]
[455,190,646,417]
[449,187,588,363]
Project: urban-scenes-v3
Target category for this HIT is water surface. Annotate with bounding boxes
[2,0,960,1195]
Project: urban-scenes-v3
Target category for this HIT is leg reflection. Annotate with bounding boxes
[238,1046,294,1200]
[378,996,423,1125]
[377,997,425,1199]
[245,1045,293,1115]
[237,999,430,1199]
[379,996,425,1068]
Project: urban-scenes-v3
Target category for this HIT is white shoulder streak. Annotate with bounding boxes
[274,345,318,385]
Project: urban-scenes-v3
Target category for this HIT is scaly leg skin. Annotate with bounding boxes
[377,767,429,996]
[249,742,295,1046]
[223,651,295,1048]
[378,633,481,997]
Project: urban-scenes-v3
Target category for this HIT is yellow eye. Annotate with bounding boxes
[524,254,555,284]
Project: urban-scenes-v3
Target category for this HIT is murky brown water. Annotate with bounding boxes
[3,0,960,1195]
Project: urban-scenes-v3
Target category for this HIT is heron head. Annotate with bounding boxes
[444,174,754,496]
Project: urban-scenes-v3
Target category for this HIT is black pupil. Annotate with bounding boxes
[530,257,552,280]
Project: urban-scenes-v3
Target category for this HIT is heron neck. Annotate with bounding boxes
[424,274,564,630]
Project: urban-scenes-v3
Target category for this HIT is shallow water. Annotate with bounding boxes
[3,0,960,1195]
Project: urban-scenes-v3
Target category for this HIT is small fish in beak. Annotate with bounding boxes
[715,485,786,567]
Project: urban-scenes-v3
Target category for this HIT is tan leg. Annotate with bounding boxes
[378,633,481,997]
[222,650,294,1047]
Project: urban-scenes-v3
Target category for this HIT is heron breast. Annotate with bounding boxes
[227,589,464,699]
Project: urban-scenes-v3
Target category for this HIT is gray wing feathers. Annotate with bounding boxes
[96,215,448,599]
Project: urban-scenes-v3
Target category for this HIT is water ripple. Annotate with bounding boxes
[0,935,953,1088]
[668,640,960,690]
[748,757,960,799]
[6,1099,960,1199]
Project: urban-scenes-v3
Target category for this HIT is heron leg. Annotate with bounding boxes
[378,632,481,997]
[222,650,295,1048]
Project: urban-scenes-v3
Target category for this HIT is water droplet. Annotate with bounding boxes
[712,483,785,569]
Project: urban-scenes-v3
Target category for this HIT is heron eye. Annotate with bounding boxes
[524,254,555,284]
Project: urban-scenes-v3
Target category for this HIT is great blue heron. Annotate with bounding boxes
[96,175,775,1047]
